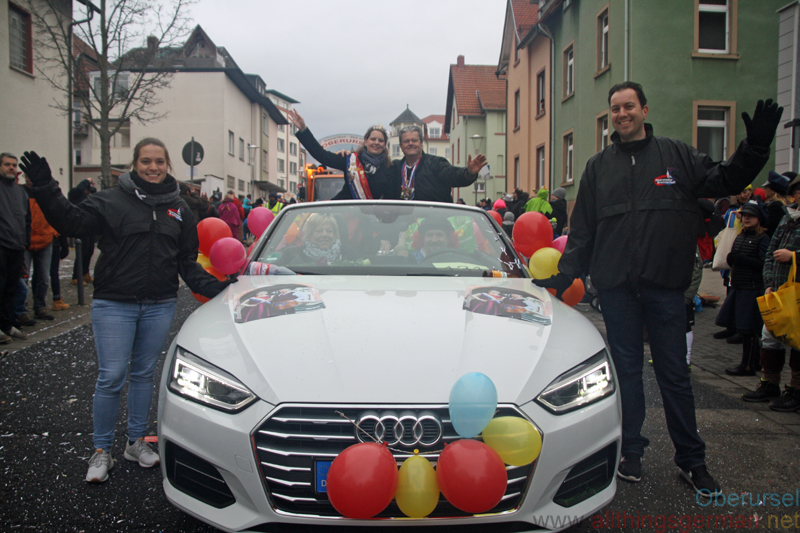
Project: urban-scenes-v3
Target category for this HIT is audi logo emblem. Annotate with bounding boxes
[355,412,443,446]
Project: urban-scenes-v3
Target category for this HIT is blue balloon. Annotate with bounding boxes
[449,372,498,438]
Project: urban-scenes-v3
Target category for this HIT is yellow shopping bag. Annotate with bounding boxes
[758,255,800,350]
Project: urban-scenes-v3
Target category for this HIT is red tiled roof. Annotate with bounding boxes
[450,64,507,115]
[422,115,445,124]
[511,0,539,38]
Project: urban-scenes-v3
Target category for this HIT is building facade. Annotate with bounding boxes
[422,114,452,163]
[445,55,508,204]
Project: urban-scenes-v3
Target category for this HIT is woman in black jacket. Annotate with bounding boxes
[20,139,231,484]
[715,202,771,376]
[288,110,400,201]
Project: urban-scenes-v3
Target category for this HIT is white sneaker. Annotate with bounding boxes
[6,327,26,340]
[86,449,114,482]
[123,438,159,468]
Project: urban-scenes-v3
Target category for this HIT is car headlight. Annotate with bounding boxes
[535,349,615,414]
[168,346,257,412]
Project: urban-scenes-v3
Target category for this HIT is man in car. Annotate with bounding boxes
[410,218,455,263]
[396,125,487,203]
[533,81,782,499]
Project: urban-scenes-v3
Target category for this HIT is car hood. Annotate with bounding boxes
[176,276,606,406]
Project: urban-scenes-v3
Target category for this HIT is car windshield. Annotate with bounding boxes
[248,202,527,277]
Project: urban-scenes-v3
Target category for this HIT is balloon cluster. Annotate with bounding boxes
[512,212,584,306]
[326,373,541,519]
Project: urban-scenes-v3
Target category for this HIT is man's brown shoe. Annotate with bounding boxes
[52,299,70,310]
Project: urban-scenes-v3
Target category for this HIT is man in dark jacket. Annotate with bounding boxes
[395,125,486,203]
[68,177,97,285]
[534,82,782,499]
[0,153,30,343]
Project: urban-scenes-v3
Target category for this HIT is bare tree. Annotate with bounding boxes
[29,0,195,187]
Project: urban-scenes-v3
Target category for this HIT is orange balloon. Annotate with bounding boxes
[546,278,585,307]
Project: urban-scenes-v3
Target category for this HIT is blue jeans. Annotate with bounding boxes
[91,299,177,451]
[24,243,52,313]
[599,284,706,471]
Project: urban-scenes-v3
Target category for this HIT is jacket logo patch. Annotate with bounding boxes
[654,168,677,186]
[167,208,182,221]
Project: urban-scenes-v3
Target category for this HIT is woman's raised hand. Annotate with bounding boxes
[287,109,306,131]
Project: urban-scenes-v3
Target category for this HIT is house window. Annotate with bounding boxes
[278,124,285,132]
[9,4,32,73]
[239,138,245,161]
[514,156,520,189]
[536,145,546,190]
[290,181,297,193]
[536,69,546,117]
[263,113,269,132]
[289,142,297,155]
[238,179,244,192]
[227,176,235,189]
[694,102,735,161]
[597,7,609,72]
[261,149,267,168]
[277,138,285,152]
[277,158,285,173]
[562,131,574,183]
[563,44,574,98]
[92,72,129,100]
[596,113,610,152]
[75,149,82,166]
[429,127,441,137]
[429,147,437,156]
[514,90,521,129]
[289,161,297,175]
[475,181,485,193]
[278,178,285,188]
[695,0,737,55]
[392,144,401,157]
[228,131,235,155]
[445,147,451,160]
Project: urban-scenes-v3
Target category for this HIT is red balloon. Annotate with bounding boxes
[512,212,553,257]
[197,218,232,256]
[209,237,247,275]
[436,440,507,514]
[327,443,398,519]
[192,266,227,303]
[487,210,503,225]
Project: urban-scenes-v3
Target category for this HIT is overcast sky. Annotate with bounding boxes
[188,0,508,139]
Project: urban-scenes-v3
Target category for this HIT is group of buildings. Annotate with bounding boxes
[2,0,798,214]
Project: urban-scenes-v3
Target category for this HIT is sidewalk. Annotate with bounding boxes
[575,271,800,433]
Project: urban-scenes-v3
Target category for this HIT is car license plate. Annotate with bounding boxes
[315,460,331,493]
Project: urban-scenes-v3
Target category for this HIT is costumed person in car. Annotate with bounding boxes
[715,202,770,377]
[20,139,233,484]
[288,109,400,201]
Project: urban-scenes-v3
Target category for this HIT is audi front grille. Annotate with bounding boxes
[252,404,539,518]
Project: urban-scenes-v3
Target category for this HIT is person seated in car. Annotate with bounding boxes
[410,218,457,263]
[279,214,342,266]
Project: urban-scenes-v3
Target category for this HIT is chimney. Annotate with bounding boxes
[456,55,465,69]
[147,35,159,52]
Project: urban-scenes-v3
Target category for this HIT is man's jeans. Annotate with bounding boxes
[91,299,177,452]
[599,284,706,471]
[24,243,52,314]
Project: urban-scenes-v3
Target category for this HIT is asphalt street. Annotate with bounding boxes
[1,262,799,532]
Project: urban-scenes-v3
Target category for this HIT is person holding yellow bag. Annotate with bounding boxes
[744,176,800,410]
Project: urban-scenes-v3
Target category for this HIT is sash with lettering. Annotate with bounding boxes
[346,154,374,199]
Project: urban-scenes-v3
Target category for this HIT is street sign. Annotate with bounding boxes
[182,140,204,166]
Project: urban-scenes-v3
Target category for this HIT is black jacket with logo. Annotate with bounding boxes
[559,124,769,291]
[32,172,227,302]
[397,153,479,203]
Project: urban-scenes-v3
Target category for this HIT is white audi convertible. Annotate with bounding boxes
[158,201,621,532]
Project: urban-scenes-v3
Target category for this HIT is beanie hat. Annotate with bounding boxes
[552,187,566,200]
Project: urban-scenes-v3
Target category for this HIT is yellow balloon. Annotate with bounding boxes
[481,417,542,467]
[395,455,440,518]
[197,253,211,269]
[528,247,562,280]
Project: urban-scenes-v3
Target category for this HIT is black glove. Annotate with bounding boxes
[726,252,737,267]
[19,151,54,188]
[532,272,573,300]
[742,99,783,149]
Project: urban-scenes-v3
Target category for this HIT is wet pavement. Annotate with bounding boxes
[1,255,798,532]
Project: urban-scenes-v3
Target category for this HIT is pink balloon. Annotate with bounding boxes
[552,235,568,253]
[209,237,247,275]
[248,207,275,238]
